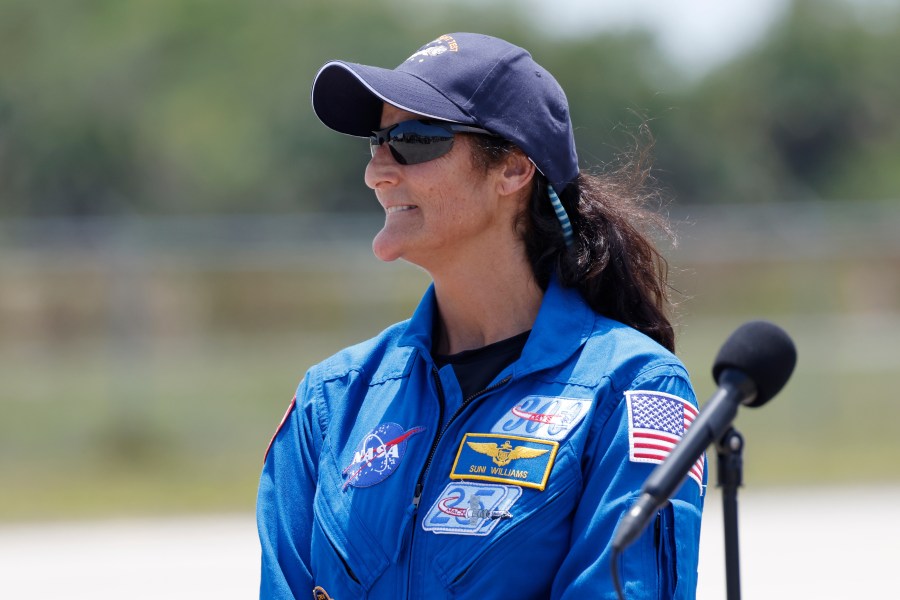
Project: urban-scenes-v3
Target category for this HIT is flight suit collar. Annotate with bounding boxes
[398,274,593,376]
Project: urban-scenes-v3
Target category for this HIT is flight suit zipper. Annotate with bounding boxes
[405,368,513,597]
[413,369,513,507]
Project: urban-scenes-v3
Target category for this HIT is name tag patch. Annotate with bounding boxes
[421,482,521,536]
[491,396,591,441]
[450,433,558,490]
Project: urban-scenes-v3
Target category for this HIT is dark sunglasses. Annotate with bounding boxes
[369,119,497,165]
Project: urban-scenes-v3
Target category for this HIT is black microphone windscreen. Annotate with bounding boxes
[712,320,797,407]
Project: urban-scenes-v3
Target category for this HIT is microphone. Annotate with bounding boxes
[611,320,797,553]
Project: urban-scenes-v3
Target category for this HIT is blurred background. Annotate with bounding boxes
[1,0,899,578]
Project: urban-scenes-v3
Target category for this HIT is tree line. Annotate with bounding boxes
[0,0,898,217]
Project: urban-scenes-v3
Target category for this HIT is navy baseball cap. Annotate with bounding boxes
[311,33,579,193]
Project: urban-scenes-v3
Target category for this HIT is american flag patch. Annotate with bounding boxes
[625,390,705,491]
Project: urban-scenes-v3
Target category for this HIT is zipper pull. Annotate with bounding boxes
[412,482,423,510]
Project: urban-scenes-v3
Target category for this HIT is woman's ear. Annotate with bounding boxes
[496,149,536,198]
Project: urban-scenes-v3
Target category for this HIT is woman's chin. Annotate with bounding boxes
[372,229,404,263]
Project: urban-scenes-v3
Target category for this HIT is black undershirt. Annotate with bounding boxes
[433,330,531,401]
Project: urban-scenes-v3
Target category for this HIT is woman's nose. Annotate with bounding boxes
[364,143,401,190]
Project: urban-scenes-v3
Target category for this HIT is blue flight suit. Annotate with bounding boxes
[258,276,704,599]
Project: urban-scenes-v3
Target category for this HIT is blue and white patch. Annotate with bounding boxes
[421,482,521,536]
[491,396,591,441]
[341,423,425,491]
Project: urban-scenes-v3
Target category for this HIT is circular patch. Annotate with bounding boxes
[341,423,425,490]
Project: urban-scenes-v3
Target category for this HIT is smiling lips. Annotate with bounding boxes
[385,205,417,214]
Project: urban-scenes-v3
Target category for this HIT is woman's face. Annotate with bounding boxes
[365,105,520,272]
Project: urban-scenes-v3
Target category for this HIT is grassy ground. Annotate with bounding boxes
[1,332,357,521]
[4,310,899,522]
[2,226,899,521]
[678,314,900,486]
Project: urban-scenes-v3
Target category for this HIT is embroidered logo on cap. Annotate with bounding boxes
[422,482,521,536]
[492,396,591,441]
[342,423,425,491]
[406,34,459,63]
[450,433,558,490]
[625,390,704,490]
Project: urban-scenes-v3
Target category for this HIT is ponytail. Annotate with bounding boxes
[523,145,676,351]
[472,131,677,351]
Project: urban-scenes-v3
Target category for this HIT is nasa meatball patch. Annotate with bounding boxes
[341,422,425,491]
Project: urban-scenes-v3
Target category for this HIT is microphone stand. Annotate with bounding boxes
[716,427,744,600]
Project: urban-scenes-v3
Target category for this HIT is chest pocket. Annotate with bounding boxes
[310,445,392,594]
[310,513,369,598]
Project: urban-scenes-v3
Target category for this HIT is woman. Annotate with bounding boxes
[258,33,704,599]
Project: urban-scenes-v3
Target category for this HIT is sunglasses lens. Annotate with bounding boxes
[369,120,455,165]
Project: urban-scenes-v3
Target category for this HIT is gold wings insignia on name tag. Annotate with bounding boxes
[466,440,550,467]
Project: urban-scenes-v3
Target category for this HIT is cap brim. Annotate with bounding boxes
[311,61,473,137]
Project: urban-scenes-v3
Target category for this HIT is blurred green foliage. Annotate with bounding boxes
[2,0,900,521]
[1,0,899,217]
